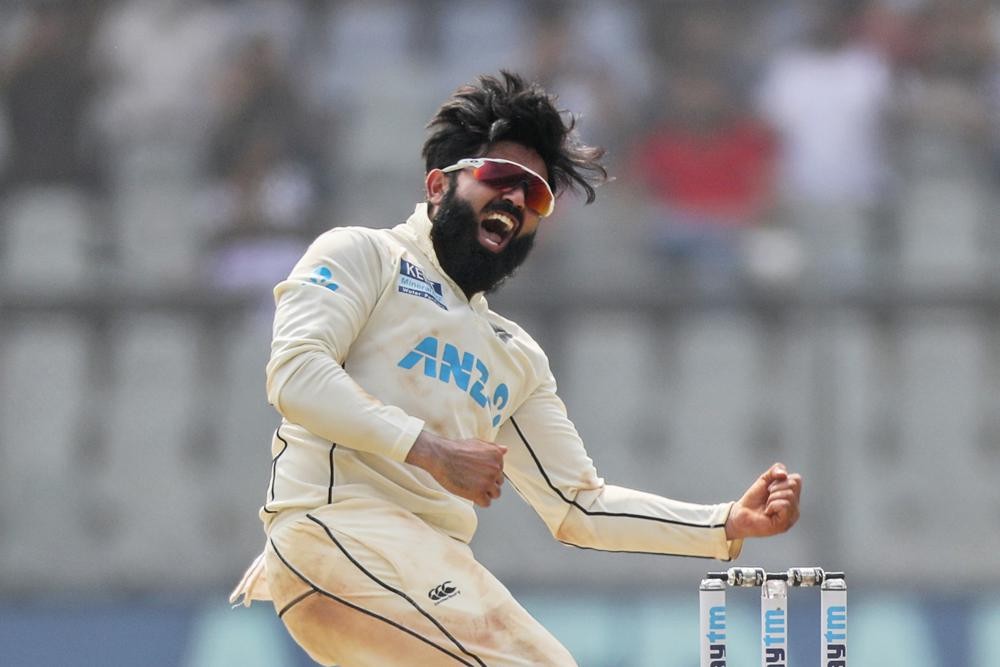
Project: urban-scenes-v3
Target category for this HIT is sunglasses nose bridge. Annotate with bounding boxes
[496,179,530,209]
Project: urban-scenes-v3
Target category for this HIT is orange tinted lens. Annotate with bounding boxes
[471,161,553,216]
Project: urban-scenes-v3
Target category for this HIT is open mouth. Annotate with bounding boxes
[478,212,519,253]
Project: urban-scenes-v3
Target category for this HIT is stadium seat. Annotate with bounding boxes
[561,311,660,487]
[0,186,94,290]
[897,175,988,285]
[0,316,92,588]
[208,313,284,566]
[783,201,872,287]
[113,173,206,287]
[669,312,792,496]
[98,314,210,585]
[840,312,994,583]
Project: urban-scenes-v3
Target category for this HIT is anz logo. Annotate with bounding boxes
[398,337,510,427]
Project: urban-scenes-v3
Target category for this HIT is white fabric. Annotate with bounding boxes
[233,204,740,606]
[260,499,578,666]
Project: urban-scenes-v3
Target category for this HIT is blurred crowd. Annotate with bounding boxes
[1,0,998,294]
[3,2,1000,620]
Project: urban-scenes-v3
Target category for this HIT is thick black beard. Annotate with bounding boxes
[430,187,535,298]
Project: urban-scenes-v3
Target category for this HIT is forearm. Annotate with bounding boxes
[268,350,424,462]
[553,484,742,561]
[498,375,742,561]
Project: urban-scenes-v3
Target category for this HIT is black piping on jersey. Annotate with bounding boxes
[509,417,727,554]
[263,428,290,515]
[562,541,720,560]
[496,472,713,559]
[269,539,478,666]
[327,443,337,504]
[305,513,487,667]
[278,588,317,618]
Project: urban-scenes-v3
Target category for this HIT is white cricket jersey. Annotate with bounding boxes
[258,203,740,562]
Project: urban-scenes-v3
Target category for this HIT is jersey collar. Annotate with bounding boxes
[402,203,489,312]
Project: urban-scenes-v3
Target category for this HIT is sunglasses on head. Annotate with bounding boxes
[441,158,555,218]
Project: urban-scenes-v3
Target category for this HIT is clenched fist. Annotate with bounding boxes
[405,430,507,507]
[725,463,803,540]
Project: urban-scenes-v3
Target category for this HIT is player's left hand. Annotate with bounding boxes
[724,462,802,540]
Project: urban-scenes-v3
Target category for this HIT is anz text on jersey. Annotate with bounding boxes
[398,337,509,427]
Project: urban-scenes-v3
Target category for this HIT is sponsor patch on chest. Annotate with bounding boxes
[398,259,447,310]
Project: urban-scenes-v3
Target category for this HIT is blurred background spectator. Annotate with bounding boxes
[629,60,779,290]
[1,2,999,666]
[530,0,654,156]
[199,33,322,295]
[0,0,109,290]
[0,0,106,193]
[756,0,894,283]
[92,0,234,147]
[891,0,997,283]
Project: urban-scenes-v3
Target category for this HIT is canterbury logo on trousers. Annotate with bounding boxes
[428,580,459,604]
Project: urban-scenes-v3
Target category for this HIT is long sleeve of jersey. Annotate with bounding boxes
[266,228,424,462]
[497,376,742,561]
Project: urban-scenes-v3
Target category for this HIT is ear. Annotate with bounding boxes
[425,169,449,207]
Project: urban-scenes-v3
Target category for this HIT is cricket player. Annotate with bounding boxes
[231,71,803,666]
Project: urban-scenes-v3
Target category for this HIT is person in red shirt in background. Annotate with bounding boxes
[631,63,781,290]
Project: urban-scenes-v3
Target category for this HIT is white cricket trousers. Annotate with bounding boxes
[264,497,578,667]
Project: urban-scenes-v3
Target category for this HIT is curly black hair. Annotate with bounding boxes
[422,71,608,204]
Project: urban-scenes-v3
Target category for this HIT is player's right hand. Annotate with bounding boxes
[405,430,507,507]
